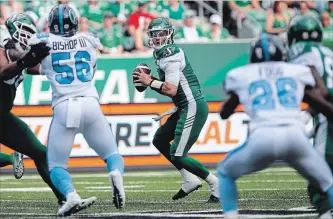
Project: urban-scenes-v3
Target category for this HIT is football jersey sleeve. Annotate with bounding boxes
[84,33,104,51]
[159,51,185,87]
[298,65,316,87]
[290,47,324,77]
[224,69,241,93]
[0,25,11,48]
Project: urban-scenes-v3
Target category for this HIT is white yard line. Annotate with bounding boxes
[0,187,306,192]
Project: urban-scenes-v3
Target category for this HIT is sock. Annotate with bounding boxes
[106,153,124,174]
[0,153,13,167]
[219,171,238,213]
[179,168,195,179]
[326,186,333,208]
[35,160,66,202]
[50,167,75,197]
[172,156,209,179]
[205,172,218,185]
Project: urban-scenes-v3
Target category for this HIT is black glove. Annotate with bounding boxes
[17,42,50,69]
[4,39,16,50]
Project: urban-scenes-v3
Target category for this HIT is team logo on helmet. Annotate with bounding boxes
[69,9,78,25]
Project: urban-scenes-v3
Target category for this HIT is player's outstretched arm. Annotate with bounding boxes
[0,43,49,80]
[219,92,240,119]
[304,86,333,123]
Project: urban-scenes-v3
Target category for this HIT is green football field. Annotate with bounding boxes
[0,167,318,218]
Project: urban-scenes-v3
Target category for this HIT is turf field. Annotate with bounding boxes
[0,167,318,218]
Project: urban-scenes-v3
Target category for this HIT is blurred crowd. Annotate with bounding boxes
[226,0,333,48]
[0,0,332,54]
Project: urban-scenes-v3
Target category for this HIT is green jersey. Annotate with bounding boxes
[0,52,24,115]
[288,41,333,123]
[153,44,204,108]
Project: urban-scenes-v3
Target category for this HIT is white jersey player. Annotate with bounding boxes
[28,5,125,216]
[218,34,333,219]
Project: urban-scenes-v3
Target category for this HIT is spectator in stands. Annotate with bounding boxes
[127,1,155,52]
[0,0,24,21]
[162,0,185,27]
[299,1,319,19]
[265,1,290,35]
[78,16,92,34]
[33,0,54,31]
[328,1,333,19]
[109,0,133,24]
[147,0,164,17]
[229,0,262,21]
[79,0,108,29]
[97,13,124,55]
[177,12,205,42]
[206,14,230,40]
[321,11,333,48]
[58,0,80,19]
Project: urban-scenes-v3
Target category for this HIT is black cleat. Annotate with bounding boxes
[172,184,202,200]
[207,194,219,203]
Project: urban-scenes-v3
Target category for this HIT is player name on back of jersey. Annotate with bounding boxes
[52,38,87,51]
[259,65,284,78]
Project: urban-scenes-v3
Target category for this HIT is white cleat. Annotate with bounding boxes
[109,170,125,209]
[319,211,333,219]
[224,210,239,219]
[12,151,24,179]
[205,173,219,203]
[57,192,82,217]
[173,169,202,200]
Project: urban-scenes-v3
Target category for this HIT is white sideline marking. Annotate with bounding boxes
[85,185,145,189]
[0,167,298,181]
[0,187,306,192]
[0,212,316,218]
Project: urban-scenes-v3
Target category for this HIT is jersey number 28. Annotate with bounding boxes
[52,51,92,84]
[249,78,298,110]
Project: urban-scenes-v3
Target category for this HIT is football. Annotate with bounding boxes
[133,62,151,92]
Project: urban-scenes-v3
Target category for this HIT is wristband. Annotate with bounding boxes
[150,79,163,90]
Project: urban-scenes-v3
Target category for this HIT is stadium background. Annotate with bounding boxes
[0,0,332,170]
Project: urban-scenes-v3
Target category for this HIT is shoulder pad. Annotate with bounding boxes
[157,45,180,59]
[288,42,313,61]
[36,32,50,39]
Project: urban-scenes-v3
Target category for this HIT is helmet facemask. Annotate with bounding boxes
[147,28,173,50]
[12,21,36,52]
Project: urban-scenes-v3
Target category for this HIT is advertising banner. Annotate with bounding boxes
[1,102,309,168]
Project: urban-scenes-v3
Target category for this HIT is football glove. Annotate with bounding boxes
[17,42,50,69]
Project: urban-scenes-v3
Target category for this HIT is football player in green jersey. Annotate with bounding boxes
[0,13,64,205]
[134,17,219,202]
[288,15,333,219]
[0,14,95,214]
[0,24,25,180]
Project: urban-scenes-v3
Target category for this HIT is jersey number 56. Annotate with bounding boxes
[52,51,92,84]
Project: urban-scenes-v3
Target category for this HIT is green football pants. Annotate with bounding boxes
[0,112,64,202]
[153,99,210,179]
[0,152,13,167]
[308,120,333,214]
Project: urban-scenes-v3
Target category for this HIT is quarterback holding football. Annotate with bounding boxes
[133,17,219,202]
